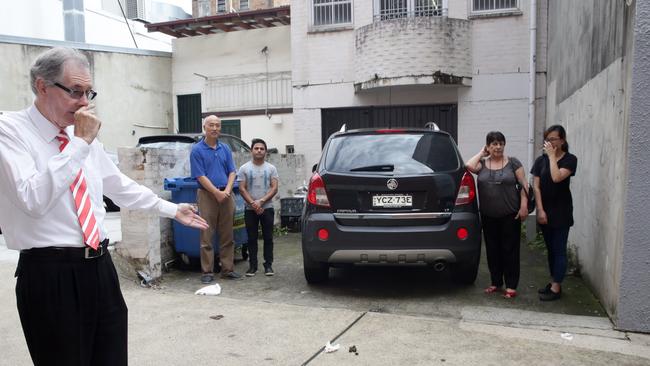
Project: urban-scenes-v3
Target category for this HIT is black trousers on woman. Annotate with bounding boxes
[15,246,128,366]
[481,214,521,289]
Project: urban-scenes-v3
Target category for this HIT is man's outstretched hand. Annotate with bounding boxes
[175,203,209,230]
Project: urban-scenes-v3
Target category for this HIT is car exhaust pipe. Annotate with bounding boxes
[433,260,446,272]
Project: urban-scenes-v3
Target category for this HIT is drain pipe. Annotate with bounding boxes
[526,0,538,242]
[528,0,537,172]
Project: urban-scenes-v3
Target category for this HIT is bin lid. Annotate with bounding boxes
[164,177,199,191]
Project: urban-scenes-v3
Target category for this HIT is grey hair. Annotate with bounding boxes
[30,47,90,94]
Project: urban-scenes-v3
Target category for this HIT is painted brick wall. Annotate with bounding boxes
[116,147,190,280]
[354,17,472,84]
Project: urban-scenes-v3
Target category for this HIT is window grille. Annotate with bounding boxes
[197,0,211,16]
[240,0,249,10]
[217,0,226,13]
[312,0,353,27]
[471,0,518,13]
[376,0,443,21]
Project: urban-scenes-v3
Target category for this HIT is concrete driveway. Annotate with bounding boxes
[147,231,605,320]
[2,215,649,365]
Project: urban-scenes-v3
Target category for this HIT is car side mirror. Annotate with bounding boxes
[312,164,317,173]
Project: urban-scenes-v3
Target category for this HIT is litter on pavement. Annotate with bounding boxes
[561,332,574,341]
[195,284,222,296]
[324,341,340,353]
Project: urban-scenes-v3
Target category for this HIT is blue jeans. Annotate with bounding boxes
[244,208,274,268]
[540,225,570,283]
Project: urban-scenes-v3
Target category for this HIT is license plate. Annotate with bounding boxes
[372,194,413,208]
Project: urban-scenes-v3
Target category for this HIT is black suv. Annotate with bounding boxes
[301,127,481,284]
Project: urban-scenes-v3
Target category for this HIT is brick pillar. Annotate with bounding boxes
[115,147,191,280]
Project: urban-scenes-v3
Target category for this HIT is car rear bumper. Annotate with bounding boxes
[302,211,481,265]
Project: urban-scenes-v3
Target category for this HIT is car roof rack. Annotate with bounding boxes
[424,122,440,131]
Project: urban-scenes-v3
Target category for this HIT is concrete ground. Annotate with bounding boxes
[1,213,649,365]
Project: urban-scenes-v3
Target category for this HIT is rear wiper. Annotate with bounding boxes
[349,164,395,172]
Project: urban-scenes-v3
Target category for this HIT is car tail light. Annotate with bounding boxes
[456,227,469,240]
[307,173,330,207]
[318,228,329,241]
[455,170,476,206]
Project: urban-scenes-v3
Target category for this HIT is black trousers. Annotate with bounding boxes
[15,249,128,366]
[244,208,274,268]
[481,214,521,289]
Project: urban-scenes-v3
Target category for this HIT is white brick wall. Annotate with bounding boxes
[354,17,472,84]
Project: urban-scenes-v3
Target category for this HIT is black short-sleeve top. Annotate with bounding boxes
[476,157,523,218]
[531,152,578,227]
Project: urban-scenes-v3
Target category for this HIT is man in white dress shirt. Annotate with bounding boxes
[0,47,208,366]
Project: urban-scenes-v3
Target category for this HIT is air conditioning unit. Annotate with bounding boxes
[126,0,148,22]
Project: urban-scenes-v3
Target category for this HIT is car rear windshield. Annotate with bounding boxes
[324,132,460,174]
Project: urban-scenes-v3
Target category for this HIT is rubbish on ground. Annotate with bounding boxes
[195,284,222,296]
[561,332,574,341]
[324,341,340,353]
[209,315,224,320]
[348,345,358,355]
[137,270,153,287]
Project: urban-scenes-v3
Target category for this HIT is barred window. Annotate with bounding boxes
[312,0,353,27]
[217,0,226,13]
[376,0,442,21]
[197,0,211,16]
[471,0,518,13]
[240,0,249,10]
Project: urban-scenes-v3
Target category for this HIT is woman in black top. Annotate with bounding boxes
[531,125,578,301]
[466,131,529,299]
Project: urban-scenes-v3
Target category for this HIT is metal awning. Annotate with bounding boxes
[145,6,290,38]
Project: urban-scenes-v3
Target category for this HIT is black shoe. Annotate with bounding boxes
[264,265,274,276]
[539,288,562,301]
[221,271,243,280]
[245,267,257,277]
[538,283,552,294]
[200,274,214,284]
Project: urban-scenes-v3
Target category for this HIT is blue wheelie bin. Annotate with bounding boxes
[164,177,247,265]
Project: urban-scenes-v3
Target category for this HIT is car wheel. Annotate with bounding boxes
[450,258,479,285]
[302,249,329,284]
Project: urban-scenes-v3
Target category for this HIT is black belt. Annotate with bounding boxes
[20,239,110,260]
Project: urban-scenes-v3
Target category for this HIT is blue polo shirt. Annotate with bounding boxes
[190,139,236,190]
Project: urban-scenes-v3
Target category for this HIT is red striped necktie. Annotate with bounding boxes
[56,130,100,250]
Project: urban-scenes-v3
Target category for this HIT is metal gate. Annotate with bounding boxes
[321,105,457,146]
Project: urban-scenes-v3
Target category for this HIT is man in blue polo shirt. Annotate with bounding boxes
[190,115,242,283]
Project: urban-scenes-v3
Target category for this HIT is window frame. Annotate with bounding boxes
[372,0,446,21]
[309,0,354,31]
[469,0,520,16]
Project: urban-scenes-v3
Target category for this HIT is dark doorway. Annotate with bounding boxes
[177,94,202,133]
[321,105,457,146]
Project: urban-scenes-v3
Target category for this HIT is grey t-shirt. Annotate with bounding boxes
[237,161,279,210]
[476,157,523,218]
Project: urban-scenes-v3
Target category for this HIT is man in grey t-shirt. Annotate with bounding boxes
[237,138,279,276]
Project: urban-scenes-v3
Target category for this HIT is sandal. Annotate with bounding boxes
[484,286,501,294]
[503,289,517,299]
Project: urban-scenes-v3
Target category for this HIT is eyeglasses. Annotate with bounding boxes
[53,82,97,101]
